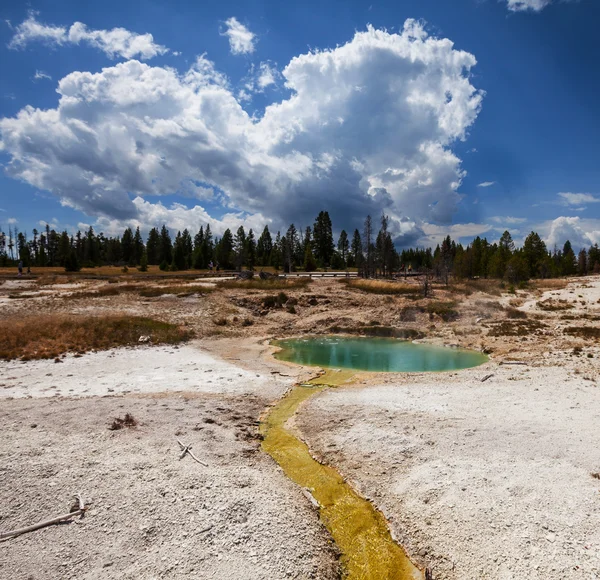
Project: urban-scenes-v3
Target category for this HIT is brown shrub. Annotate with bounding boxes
[505,307,528,319]
[537,299,574,311]
[487,320,547,337]
[564,326,600,340]
[0,315,193,361]
[109,413,138,430]
[423,301,459,322]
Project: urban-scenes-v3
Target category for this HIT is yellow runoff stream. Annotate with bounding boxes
[260,370,424,580]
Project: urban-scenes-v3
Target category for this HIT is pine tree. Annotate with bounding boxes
[146,228,160,265]
[350,229,362,268]
[133,227,145,266]
[256,226,273,266]
[577,249,587,276]
[337,230,349,268]
[234,226,247,270]
[363,215,374,278]
[121,228,134,265]
[217,229,234,269]
[303,239,317,271]
[246,229,256,270]
[158,225,173,267]
[313,211,334,267]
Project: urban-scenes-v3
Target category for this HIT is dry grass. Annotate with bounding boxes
[505,307,528,319]
[218,278,311,290]
[139,285,214,298]
[341,279,419,295]
[67,283,214,299]
[537,299,574,311]
[449,279,504,296]
[487,320,547,337]
[564,326,600,340]
[532,279,570,291]
[423,301,459,322]
[0,315,193,361]
[109,413,138,430]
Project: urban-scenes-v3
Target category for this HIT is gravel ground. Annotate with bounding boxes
[297,360,600,579]
[0,393,340,580]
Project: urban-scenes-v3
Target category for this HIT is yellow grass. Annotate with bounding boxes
[0,315,193,361]
[218,278,311,290]
[341,278,419,295]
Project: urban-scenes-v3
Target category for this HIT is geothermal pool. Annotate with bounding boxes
[273,336,488,372]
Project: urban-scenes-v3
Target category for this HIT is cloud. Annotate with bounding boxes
[9,11,167,60]
[240,61,280,97]
[94,196,269,238]
[421,221,491,246]
[33,70,52,81]
[490,216,527,224]
[0,20,483,236]
[504,0,576,12]
[7,217,18,224]
[544,216,599,250]
[477,181,496,188]
[222,17,256,55]
[257,62,279,89]
[558,192,600,207]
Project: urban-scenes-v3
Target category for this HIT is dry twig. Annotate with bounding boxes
[0,493,88,540]
[176,438,208,466]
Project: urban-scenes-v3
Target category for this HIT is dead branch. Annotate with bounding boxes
[0,493,88,540]
[481,374,494,382]
[499,361,528,366]
[176,438,208,467]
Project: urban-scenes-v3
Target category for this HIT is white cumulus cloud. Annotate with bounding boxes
[544,216,599,250]
[477,181,496,188]
[0,20,483,236]
[9,11,167,60]
[222,17,256,55]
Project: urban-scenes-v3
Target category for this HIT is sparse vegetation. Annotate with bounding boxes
[564,326,600,340]
[340,278,419,295]
[329,325,424,339]
[487,320,547,337]
[109,413,138,430]
[218,278,311,290]
[537,299,574,311]
[505,307,528,319]
[0,315,193,361]
[423,301,459,322]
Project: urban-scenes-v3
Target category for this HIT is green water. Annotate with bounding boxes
[273,336,487,372]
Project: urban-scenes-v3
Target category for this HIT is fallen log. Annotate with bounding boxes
[499,361,528,366]
[0,494,88,540]
[481,374,494,383]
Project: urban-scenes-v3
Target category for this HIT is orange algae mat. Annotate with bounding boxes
[260,371,423,580]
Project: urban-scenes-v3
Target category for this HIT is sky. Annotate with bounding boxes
[1,0,599,250]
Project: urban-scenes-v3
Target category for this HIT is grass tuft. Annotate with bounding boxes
[109,413,138,430]
[0,315,193,361]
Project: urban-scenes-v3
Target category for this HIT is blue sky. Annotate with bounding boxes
[1,0,599,249]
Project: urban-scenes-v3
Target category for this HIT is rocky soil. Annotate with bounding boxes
[2,273,600,579]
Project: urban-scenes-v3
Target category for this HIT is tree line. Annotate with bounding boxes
[1,213,598,281]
